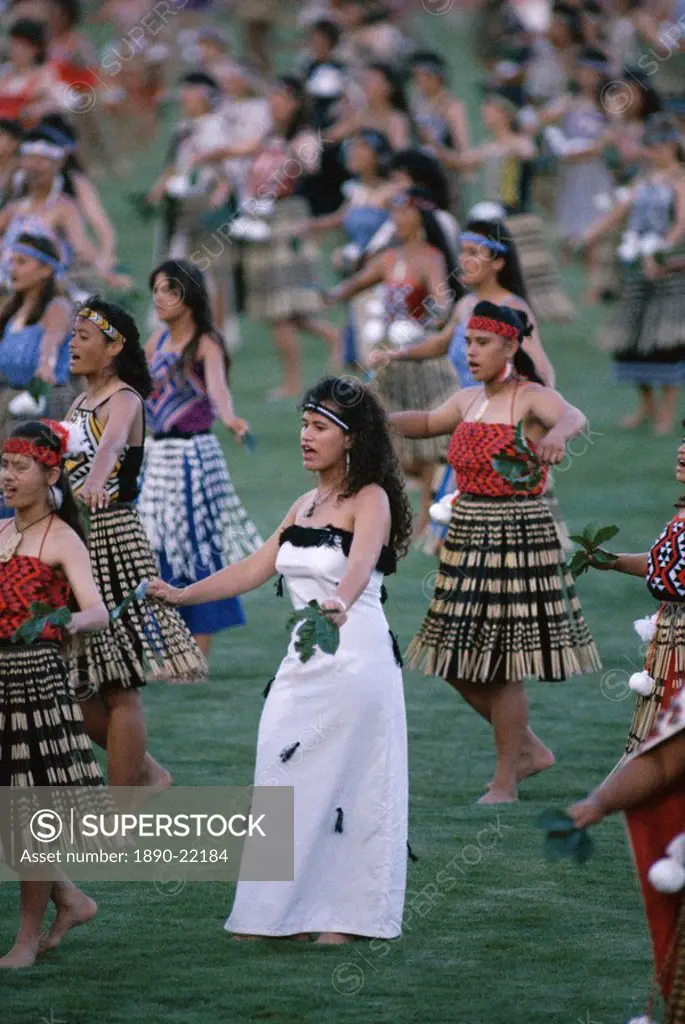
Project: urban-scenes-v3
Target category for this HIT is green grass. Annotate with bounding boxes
[0,10,679,1024]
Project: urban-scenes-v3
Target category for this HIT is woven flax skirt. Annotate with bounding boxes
[71,505,207,693]
[624,602,685,755]
[406,494,601,684]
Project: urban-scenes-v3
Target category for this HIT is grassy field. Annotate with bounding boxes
[1,9,681,1024]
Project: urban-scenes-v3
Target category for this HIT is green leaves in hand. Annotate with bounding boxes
[535,808,595,866]
[567,523,619,578]
[27,377,50,403]
[491,419,544,491]
[12,601,72,645]
[287,600,341,663]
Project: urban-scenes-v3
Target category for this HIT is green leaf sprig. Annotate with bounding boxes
[491,420,544,491]
[27,378,50,404]
[286,600,341,664]
[12,582,151,646]
[12,601,72,645]
[535,808,595,866]
[568,523,619,578]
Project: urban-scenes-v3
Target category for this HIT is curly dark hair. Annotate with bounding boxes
[78,294,152,399]
[300,377,413,558]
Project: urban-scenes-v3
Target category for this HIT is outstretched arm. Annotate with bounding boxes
[147,502,300,606]
[325,253,386,303]
[389,390,462,439]
[568,730,685,828]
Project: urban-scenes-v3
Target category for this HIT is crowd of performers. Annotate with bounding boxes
[0,0,684,1021]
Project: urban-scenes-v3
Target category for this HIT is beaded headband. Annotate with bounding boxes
[77,307,126,346]
[303,402,350,432]
[467,315,519,342]
[2,420,71,468]
[459,231,508,255]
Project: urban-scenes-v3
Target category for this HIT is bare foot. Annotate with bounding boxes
[231,934,266,941]
[517,747,555,783]
[125,759,173,811]
[621,409,652,430]
[315,933,358,945]
[0,940,40,968]
[654,417,675,437]
[39,890,97,954]
[477,789,518,805]
[268,387,300,402]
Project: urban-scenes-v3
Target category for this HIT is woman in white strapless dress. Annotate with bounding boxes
[148,376,412,944]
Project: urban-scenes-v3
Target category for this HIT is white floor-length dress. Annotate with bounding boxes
[225,524,408,938]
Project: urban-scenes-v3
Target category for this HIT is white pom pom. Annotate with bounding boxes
[366,298,385,318]
[666,833,685,864]
[342,243,361,263]
[594,192,614,213]
[628,671,656,697]
[467,201,506,223]
[626,1017,656,1024]
[60,420,88,457]
[429,491,459,525]
[388,319,425,348]
[306,66,345,98]
[618,230,639,262]
[165,175,191,199]
[361,319,386,346]
[633,613,658,644]
[640,233,664,256]
[8,391,46,417]
[648,857,685,893]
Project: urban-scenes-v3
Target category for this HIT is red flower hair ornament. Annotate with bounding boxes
[2,419,88,468]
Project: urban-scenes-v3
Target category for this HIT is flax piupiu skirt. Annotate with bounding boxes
[0,643,127,871]
[71,504,207,694]
[0,642,103,787]
[624,602,685,756]
[405,493,601,684]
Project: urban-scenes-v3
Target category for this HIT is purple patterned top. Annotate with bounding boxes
[146,332,215,436]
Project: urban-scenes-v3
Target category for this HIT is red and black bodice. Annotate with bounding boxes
[0,555,70,642]
[647,516,685,602]
[448,421,549,497]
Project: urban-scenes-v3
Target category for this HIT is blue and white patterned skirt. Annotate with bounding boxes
[138,432,263,635]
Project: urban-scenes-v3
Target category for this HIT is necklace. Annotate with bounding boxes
[304,486,337,519]
[0,511,53,564]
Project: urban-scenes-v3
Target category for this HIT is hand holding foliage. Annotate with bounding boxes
[491,420,544,491]
[568,523,619,578]
[536,808,595,866]
[287,600,341,663]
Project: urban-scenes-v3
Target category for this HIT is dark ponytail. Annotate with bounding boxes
[8,421,85,543]
[506,307,545,385]
[79,294,152,399]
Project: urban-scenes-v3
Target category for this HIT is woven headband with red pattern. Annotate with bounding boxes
[2,420,68,467]
[466,316,519,342]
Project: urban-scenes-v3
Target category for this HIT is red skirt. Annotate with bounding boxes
[626,658,685,1008]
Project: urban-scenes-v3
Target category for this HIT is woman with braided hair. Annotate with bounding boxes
[391,301,600,804]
